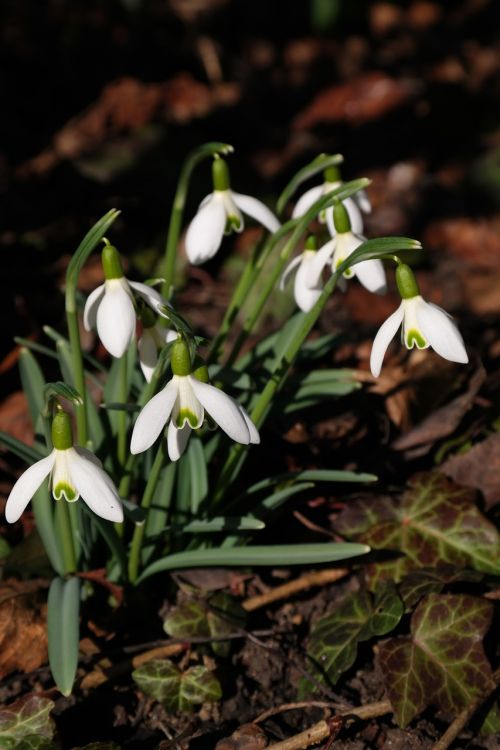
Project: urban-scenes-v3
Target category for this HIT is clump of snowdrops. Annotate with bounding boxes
[2,144,468,695]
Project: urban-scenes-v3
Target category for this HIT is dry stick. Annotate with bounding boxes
[242,569,348,612]
[431,668,500,750]
[81,642,185,690]
[262,701,392,750]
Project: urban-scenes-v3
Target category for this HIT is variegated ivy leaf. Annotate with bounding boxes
[163,601,210,639]
[334,472,500,586]
[305,583,403,689]
[133,659,222,712]
[0,698,55,747]
[11,737,57,750]
[378,594,494,729]
[398,567,483,611]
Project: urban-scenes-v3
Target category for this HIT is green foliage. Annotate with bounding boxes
[378,594,494,729]
[133,659,222,712]
[0,697,55,748]
[334,472,500,585]
[47,577,81,696]
[12,738,57,750]
[305,583,403,688]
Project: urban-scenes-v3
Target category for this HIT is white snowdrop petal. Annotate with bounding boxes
[130,379,178,454]
[370,303,405,377]
[280,255,302,291]
[305,239,336,288]
[416,301,469,364]
[128,281,164,312]
[356,188,372,214]
[5,452,56,523]
[167,421,192,461]
[96,280,136,358]
[326,198,364,237]
[354,258,387,295]
[291,185,324,219]
[188,377,251,444]
[232,192,280,233]
[138,330,158,383]
[185,197,226,264]
[83,284,105,332]
[67,449,123,523]
[237,404,260,445]
[174,377,204,428]
[294,256,322,312]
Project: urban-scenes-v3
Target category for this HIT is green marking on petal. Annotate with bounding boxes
[176,408,200,429]
[405,328,427,349]
[53,482,78,502]
[336,258,353,279]
[226,215,242,233]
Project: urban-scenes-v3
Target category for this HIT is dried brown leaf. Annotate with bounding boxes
[442,432,500,509]
[0,579,48,678]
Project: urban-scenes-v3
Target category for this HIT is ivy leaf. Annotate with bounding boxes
[334,472,500,585]
[133,659,221,712]
[0,698,55,747]
[12,738,57,750]
[378,594,494,728]
[206,592,246,657]
[163,601,210,639]
[306,585,403,687]
[398,567,483,611]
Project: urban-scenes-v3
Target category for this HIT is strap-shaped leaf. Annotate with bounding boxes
[47,576,80,696]
[335,236,422,278]
[138,542,369,582]
[187,437,208,514]
[277,152,344,215]
[18,349,46,430]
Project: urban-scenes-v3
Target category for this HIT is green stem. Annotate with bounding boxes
[54,500,78,574]
[212,270,339,508]
[117,350,129,467]
[128,442,168,583]
[161,142,234,301]
[66,305,88,445]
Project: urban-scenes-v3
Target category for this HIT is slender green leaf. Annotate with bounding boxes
[32,486,64,575]
[0,433,44,464]
[277,153,344,215]
[335,237,422,278]
[181,516,265,533]
[66,210,120,297]
[18,349,45,429]
[138,543,369,582]
[47,577,80,696]
[247,469,377,495]
[187,437,208,514]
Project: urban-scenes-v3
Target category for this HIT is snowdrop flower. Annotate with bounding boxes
[84,242,167,358]
[280,235,323,312]
[185,157,280,265]
[138,306,177,383]
[5,410,123,524]
[370,263,468,377]
[306,202,387,295]
[131,338,260,461]
[292,165,370,236]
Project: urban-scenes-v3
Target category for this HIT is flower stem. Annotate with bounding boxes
[54,500,78,574]
[212,271,339,507]
[161,142,234,301]
[128,441,167,583]
[65,305,88,446]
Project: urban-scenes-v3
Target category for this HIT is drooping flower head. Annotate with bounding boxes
[306,202,387,295]
[5,410,123,524]
[292,164,371,237]
[84,242,168,358]
[280,235,323,313]
[131,337,259,461]
[370,263,469,377]
[185,157,280,265]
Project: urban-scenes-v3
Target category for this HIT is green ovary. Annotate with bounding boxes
[53,482,78,502]
[176,409,200,429]
[405,328,427,349]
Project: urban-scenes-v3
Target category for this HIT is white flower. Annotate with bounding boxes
[84,277,165,359]
[130,373,260,461]
[370,295,468,377]
[280,247,323,312]
[5,447,124,524]
[185,158,280,265]
[138,323,177,383]
[292,172,370,237]
[306,232,387,295]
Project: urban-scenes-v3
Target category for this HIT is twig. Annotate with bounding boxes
[431,668,500,750]
[262,701,392,750]
[254,701,349,724]
[243,569,348,612]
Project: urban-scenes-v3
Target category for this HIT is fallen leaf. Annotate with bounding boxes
[293,72,418,131]
[442,432,500,509]
[215,723,268,750]
[392,366,486,452]
[0,392,34,446]
[0,579,48,678]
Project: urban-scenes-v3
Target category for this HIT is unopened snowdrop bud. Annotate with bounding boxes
[370,262,469,377]
[280,235,323,313]
[84,240,168,359]
[5,409,123,524]
[185,157,280,265]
